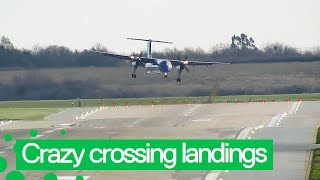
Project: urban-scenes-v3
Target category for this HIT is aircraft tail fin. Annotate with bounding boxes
[127,38,173,58]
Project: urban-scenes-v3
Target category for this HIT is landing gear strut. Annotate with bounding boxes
[132,65,138,79]
[176,68,183,83]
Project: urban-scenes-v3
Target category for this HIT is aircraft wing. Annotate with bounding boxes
[89,50,155,63]
[89,50,133,60]
[169,60,230,66]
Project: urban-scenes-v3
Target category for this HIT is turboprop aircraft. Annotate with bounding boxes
[90,38,229,82]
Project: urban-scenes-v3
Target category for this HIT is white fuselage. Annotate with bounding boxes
[145,59,173,73]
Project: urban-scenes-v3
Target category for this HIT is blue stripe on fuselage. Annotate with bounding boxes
[154,59,172,73]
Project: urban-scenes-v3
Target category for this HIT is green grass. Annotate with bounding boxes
[0,93,319,120]
[310,150,320,180]
[1,64,320,99]
[0,93,319,108]
[309,127,320,180]
[317,127,320,144]
[0,108,62,120]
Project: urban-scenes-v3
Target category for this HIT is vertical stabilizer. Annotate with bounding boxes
[127,38,173,59]
[147,39,152,58]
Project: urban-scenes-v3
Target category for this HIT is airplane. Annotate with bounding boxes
[90,38,229,82]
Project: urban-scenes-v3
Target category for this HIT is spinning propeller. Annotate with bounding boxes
[177,55,190,72]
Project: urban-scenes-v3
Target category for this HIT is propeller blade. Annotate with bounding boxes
[184,65,190,72]
[130,52,143,61]
[131,53,137,60]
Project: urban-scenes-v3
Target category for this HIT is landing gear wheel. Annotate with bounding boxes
[176,78,181,83]
[132,74,137,78]
[164,74,168,78]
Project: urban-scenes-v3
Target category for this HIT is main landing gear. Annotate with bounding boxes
[164,73,168,78]
[176,68,183,83]
[132,65,138,79]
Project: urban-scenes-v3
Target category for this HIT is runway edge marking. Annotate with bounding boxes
[79,106,107,120]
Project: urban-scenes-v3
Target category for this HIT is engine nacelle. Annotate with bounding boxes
[131,61,137,66]
[176,65,181,70]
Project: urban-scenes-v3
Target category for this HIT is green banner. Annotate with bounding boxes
[15,139,273,170]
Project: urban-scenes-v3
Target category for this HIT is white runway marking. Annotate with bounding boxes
[237,127,253,139]
[57,176,90,180]
[59,123,76,126]
[268,113,287,127]
[43,130,55,134]
[4,145,13,150]
[257,125,264,129]
[94,126,105,129]
[184,104,201,117]
[43,127,66,134]
[205,172,220,180]
[294,101,302,114]
[204,114,242,117]
[32,134,44,139]
[79,107,107,120]
[0,151,5,155]
[0,120,14,127]
[288,101,302,114]
[192,119,211,122]
[59,123,77,128]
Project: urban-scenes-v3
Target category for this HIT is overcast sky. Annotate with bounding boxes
[0,0,319,53]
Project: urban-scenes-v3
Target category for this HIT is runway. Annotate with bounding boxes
[221,101,320,180]
[0,101,318,180]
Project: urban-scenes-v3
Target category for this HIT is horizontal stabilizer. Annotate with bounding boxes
[127,38,173,44]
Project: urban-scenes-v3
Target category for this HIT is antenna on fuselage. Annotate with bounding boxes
[127,38,173,58]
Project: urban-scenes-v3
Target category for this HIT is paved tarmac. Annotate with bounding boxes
[221,101,320,180]
[0,101,316,180]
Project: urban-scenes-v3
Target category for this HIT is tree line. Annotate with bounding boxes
[0,35,320,69]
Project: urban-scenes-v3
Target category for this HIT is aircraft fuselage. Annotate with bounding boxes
[155,59,173,73]
[143,59,173,73]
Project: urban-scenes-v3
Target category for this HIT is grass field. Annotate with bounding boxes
[309,127,320,180]
[0,93,319,108]
[0,108,62,120]
[0,62,320,99]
